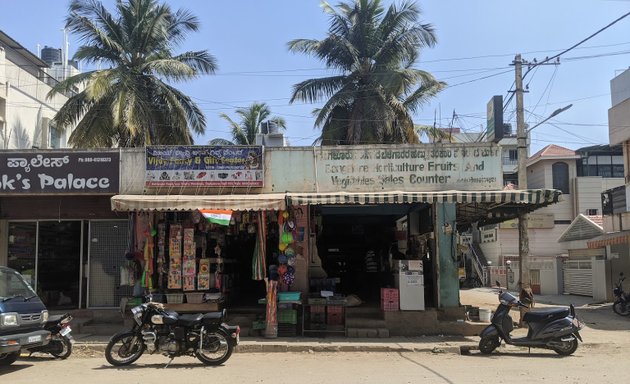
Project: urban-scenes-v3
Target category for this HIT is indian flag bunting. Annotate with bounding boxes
[199,209,233,226]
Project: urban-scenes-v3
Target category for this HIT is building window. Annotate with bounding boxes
[552,162,569,194]
[586,209,598,215]
[508,149,517,161]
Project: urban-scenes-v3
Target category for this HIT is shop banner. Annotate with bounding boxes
[314,144,502,192]
[145,145,264,187]
[0,151,119,194]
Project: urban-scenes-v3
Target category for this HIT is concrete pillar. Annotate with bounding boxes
[435,203,459,308]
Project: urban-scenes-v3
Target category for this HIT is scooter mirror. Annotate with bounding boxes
[621,272,625,277]
[495,280,501,287]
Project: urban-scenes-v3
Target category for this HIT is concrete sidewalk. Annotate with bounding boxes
[71,334,476,355]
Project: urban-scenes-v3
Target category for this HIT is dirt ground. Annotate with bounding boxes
[459,287,630,347]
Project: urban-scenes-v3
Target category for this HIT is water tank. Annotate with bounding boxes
[41,46,62,66]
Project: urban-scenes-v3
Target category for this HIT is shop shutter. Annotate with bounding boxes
[88,220,132,308]
[562,260,593,297]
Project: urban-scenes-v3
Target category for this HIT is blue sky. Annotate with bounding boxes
[1,0,629,154]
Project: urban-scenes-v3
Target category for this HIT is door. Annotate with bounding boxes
[88,220,131,308]
[530,269,541,295]
[7,221,82,309]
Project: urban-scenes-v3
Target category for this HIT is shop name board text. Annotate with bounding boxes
[316,144,501,192]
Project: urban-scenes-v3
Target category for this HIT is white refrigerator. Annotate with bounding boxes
[394,260,425,310]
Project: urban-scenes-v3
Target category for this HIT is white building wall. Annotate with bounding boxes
[574,177,624,215]
[0,39,69,149]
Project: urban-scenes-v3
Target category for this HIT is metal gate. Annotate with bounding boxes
[88,220,132,308]
[563,260,593,297]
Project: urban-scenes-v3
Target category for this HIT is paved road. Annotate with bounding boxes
[1,349,627,384]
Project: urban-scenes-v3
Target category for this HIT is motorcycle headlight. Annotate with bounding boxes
[41,310,49,323]
[0,313,19,327]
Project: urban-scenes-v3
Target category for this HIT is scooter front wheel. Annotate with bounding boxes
[612,300,630,316]
[479,336,500,354]
[552,338,578,356]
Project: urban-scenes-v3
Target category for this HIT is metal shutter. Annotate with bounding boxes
[563,260,593,297]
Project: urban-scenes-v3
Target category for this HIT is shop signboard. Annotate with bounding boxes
[0,151,119,194]
[313,144,502,192]
[145,145,263,187]
[499,213,555,229]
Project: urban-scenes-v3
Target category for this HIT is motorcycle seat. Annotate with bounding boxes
[162,311,179,325]
[177,313,204,327]
[201,311,224,326]
[523,307,569,323]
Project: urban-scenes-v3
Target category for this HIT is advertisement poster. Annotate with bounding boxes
[145,145,263,187]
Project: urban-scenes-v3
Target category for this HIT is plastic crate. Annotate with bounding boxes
[308,297,327,305]
[327,312,344,325]
[278,291,301,301]
[381,288,399,300]
[309,305,325,314]
[165,294,184,304]
[381,299,399,312]
[149,294,164,303]
[186,293,205,303]
[308,312,326,324]
[128,297,143,306]
[327,305,344,315]
[278,309,298,324]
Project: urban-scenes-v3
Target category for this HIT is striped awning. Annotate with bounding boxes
[286,189,561,206]
[587,232,630,249]
[111,193,286,212]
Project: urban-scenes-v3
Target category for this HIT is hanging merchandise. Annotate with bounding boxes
[252,211,267,280]
[183,227,196,291]
[157,222,166,290]
[264,278,278,338]
[168,224,183,289]
[198,258,211,290]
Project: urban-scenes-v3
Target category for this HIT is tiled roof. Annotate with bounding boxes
[530,144,575,160]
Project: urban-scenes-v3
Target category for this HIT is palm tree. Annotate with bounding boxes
[209,103,286,145]
[288,0,445,145]
[48,0,217,147]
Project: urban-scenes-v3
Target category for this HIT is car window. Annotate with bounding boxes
[0,269,37,299]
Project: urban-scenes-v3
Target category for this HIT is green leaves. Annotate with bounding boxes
[49,0,216,148]
[289,0,443,145]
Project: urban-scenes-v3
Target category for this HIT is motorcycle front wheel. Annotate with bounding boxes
[105,332,145,366]
[50,337,73,359]
[552,338,578,356]
[612,300,630,316]
[478,336,500,354]
[196,330,233,366]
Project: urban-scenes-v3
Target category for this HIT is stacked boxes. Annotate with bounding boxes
[381,288,399,311]
[277,308,298,337]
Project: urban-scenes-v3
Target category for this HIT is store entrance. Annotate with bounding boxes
[7,221,82,309]
[315,205,408,303]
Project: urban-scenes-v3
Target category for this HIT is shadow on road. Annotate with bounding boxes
[92,361,225,370]
[0,363,33,375]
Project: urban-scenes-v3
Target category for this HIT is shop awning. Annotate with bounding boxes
[587,232,630,249]
[111,194,287,212]
[286,189,561,230]
[286,189,561,206]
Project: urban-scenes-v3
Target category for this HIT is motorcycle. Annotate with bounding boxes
[478,282,584,356]
[105,300,239,367]
[26,313,74,359]
[612,272,630,316]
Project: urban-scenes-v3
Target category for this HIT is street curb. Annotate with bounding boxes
[71,342,464,355]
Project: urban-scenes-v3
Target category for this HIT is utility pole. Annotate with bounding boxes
[514,54,531,292]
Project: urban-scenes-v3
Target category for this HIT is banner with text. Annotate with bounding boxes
[315,144,502,192]
[145,145,264,187]
[0,151,119,194]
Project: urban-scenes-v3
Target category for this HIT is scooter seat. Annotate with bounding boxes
[177,313,204,327]
[523,307,569,323]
